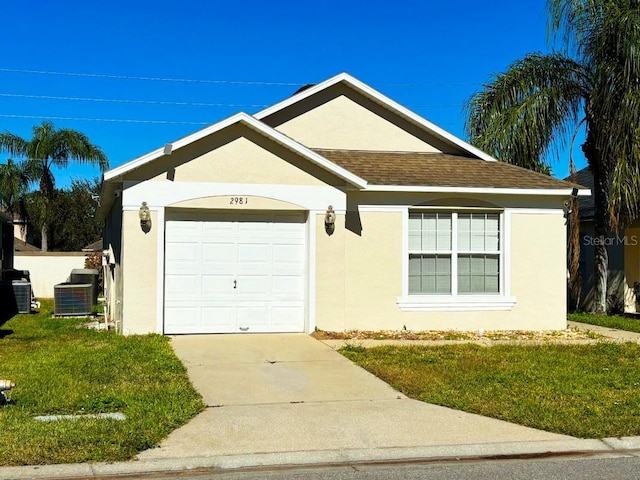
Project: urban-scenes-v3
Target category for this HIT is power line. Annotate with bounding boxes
[0,114,211,125]
[0,92,463,110]
[0,112,462,127]
[0,67,482,88]
[0,68,304,86]
[0,92,269,108]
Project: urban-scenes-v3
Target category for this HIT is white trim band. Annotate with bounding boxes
[397,295,517,312]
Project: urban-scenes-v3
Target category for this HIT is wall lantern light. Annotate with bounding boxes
[139,202,151,232]
[324,205,336,235]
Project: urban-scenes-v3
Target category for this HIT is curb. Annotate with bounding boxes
[2,437,640,479]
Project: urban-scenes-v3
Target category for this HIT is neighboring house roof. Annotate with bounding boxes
[565,167,595,220]
[14,238,39,252]
[317,149,585,193]
[0,210,11,223]
[82,239,103,252]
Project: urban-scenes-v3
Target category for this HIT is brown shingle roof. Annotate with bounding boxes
[315,149,582,190]
[14,238,40,252]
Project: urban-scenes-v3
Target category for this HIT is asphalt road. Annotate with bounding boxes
[108,453,640,480]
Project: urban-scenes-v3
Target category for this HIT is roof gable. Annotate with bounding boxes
[255,73,497,162]
[103,112,366,188]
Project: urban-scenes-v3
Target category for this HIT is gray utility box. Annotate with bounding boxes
[54,283,93,316]
[11,281,31,314]
[70,269,99,306]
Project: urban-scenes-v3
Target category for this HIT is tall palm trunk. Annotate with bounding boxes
[584,132,609,314]
[567,160,582,311]
[40,223,48,252]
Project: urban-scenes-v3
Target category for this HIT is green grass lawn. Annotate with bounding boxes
[0,301,204,466]
[569,312,640,333]
[341,342,640,439]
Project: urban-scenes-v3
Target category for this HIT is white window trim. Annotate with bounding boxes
[397,207,516,311]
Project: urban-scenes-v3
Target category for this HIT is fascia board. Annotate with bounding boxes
[364,185,592,196]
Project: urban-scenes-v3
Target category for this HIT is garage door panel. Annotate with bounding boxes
[202,274,235,295]
[165,307,199,330]
[167,220,199,235]
[272,275,304,296]
[273,244,304,264]
[166,242,200,262]
[202,243,235,264]
[237,306,269,328]
[271,305,305,327]
[165,212,306,334]
[165,275,199,299]
[237,243,270,264]
[201,307,235,331]
[202,221,234,234]
[236,275,270,295]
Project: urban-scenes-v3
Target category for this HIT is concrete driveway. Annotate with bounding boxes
[137,334,571,460]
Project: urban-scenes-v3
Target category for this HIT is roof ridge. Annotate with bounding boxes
[312,148,478,158]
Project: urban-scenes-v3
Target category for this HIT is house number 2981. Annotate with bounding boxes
[230,197,248,205]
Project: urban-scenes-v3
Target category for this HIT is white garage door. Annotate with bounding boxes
[164,213,306,334]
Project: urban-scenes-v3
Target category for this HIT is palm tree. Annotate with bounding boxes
[0,121,108,251]
[465,0,640,314]
[0,158,29,218]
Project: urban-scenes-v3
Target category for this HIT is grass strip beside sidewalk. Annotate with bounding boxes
[0,301,204,466]
[569,312,640,334]
[341,342,640,439]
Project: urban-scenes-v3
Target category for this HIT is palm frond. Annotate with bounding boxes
[51,128,108,170]
[0,132,28,157]
[465,52,586,171]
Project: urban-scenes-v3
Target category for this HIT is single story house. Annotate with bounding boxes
[97,72,587,335]
[567,166,639,313]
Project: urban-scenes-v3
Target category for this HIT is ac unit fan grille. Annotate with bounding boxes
[54,283,93,316]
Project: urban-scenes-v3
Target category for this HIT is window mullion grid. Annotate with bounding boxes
[451,212,458,296]
[499,211,504,295]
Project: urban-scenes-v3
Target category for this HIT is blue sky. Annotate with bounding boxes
[0,0,581,189]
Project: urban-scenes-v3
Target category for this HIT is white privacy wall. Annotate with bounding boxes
[14,253,87,298]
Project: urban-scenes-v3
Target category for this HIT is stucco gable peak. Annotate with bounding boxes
[254,72,497,163]
[102,112,367,188]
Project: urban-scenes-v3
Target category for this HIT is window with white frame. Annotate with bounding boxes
[408,211,501,295]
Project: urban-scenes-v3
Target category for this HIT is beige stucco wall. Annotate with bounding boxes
[167,136,326,185]
[168,196,305,210]
[125,124,345,188]
[314,210,567,332]
[14,252,87,298]
[508,213,566,329]
[624,227,640,313]
[121,209,157,334]
[274,95,441,152]
[315,210,405,332]
[115,204,567,335]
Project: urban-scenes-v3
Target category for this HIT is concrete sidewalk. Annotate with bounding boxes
[3,329,640,479]
[568,320,640,342]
